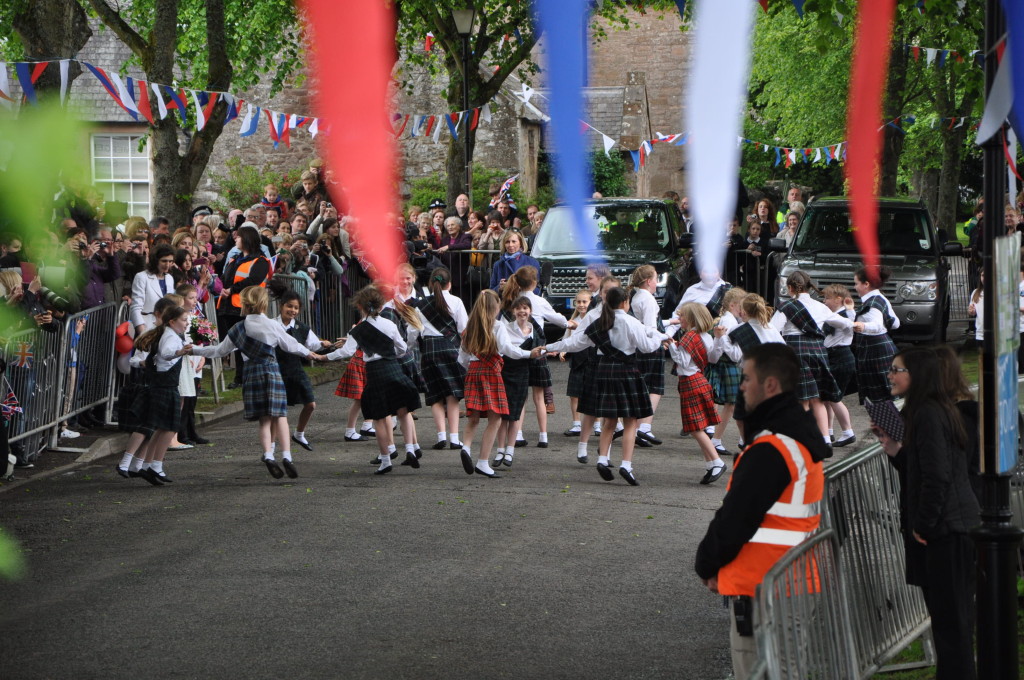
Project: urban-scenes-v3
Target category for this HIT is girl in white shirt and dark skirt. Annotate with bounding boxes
[541,286,669,486]
[851,265,900,403]
[627,265,667,449]
[325,286,423,475]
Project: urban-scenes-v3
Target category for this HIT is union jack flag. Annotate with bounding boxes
[14,342,32,369]
[1,378,21,422]
[490,173,520,208]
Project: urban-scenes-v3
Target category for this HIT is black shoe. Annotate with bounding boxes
[375,464,393,475]
[637,431,662,445]
[619,467,639,486]
[491,453,505,468]
[700,464,727,485]
[537,441,548,448]
[14,459,34,469]
[563,427,581,437]
[281,458,298,478]
[635,435,652,448]
[612,429,624,440]
[415,448,423,459]
[432,440,448,450]
[401,451,421,469]
[359,428,377,438]
[449,442,463,450]
[138,467,164,486]
[460,448,474,475]
[157,472,173,484]
[502,454,513,468]
[577,454,589,464]
[596,463,614,481]
[291,434,312,451]
[191,435,211,445]
[127,469,141,478]
[115,464,129,478]
[514,439,527,448]
[344,433,365,442]
[714,445,732,457]
[227,380,242,390]
[833,434,856,448]
[474,467,501,478]
[263,458,284,479]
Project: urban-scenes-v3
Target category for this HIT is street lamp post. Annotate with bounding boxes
[453,8,476,205]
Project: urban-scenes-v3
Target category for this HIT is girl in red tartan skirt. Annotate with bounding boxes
[667,302,726,485]
[457,290,534,478]
[540,286,670,486]
[335,350,380,444]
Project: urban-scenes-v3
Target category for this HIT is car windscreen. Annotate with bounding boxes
[793,208,934,255]
[533,205,671,255]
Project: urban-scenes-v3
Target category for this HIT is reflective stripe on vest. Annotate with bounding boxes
[229,257,269,309]
[717,430,824,597]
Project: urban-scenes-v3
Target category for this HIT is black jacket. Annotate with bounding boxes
[694,392,829,580]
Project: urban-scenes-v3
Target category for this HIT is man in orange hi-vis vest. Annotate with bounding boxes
[695,343,829,679]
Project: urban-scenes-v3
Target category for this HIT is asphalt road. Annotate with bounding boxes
[0,359,881,680]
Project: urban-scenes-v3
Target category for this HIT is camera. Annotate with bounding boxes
[99,242,109,248]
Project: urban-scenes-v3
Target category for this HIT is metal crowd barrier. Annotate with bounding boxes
[105,302,132,424]
[4,324,65,461]
[947,252,975,323]
[724,248,778,301]
[50,302,121,450]
[754,530,859,680]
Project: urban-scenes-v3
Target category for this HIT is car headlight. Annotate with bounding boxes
[657,272,669,287]
[778,278,790,297]
[897,280,937,301]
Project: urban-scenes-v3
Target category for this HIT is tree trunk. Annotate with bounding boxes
[445,110,476,206]
[935,126,969,236]
[881,40,909,196]
[911,167,940,217]
[12,0,91,101]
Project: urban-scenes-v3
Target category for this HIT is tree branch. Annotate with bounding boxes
[83,0,151,68]
[205,0,232,89]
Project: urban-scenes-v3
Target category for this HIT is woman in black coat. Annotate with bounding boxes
[876,347,980,680]
[436,215,474,305]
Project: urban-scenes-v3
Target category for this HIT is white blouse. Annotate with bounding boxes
[630,288,660,330]
[770,293,842,337]
[719,321,785,363]
[856,289,901,336]
[325,315,406,363]
[545,309,668,357]
[824,309,855,349]
[155,329,186,372]
[523,290,568,329]
[671,279,727,323]
[667,331,714,377]
[458,320,532,367]
[192,314,312,361]
[276,316,324,350]
[708,311,739,363]
[416,290,469,337]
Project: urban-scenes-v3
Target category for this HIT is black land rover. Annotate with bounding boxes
[531,198,682,323]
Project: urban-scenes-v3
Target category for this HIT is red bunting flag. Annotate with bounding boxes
[845,0,896,277]
[136,79,155,125]
[470,107,480,130]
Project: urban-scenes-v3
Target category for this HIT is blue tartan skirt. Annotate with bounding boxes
[854,333,896,403]
[129,384,181,436]
[502,358,531,422]
[578,355,653,419]
[241,359,288,420]
[827,345,858,398]
[707,357,741,405]
[784,335,840,402]
[635,349,666,396]
[419,335,465,405]
[566,350,590,398]
[361,357,421,420]
[398,348,427,394]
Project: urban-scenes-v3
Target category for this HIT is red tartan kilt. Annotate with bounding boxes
[334,351,366,399]
[464,354,509,415]
[677,372,720,434]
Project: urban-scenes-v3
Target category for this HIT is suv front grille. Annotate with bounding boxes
[548,268,633,296]
[812,279,900,303]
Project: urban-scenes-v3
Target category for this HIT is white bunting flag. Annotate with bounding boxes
[602,133,616,157]
[481,103,492,124]
[813,147,822,163]
[151,82,168,120]
[309,118,319,137]
[432,117,443,143]
[59,60,69,106]
[0,63,11,110]
[111,71,140,117]
[191,90,205,130]
[926,48,937,66]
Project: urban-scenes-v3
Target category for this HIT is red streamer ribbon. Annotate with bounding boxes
[845,0,896,276]
[303,0,400,283]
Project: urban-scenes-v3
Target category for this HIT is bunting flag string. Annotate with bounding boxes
[905,44,983,68]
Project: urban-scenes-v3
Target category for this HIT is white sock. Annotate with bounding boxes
[504,448,513,459]
[119,452,134,469]
[406,444,416,454]
[263,451,275,461]
[712,459,725,469]
[151,460,164,474]
[282,450,293,462]
[538,432,548,443]
[129,456,145,472]
[270,442,276,454]
[597,455,610,466]
[437,432,447,442]
[516,430,524,441]
[828,428,834,437]
[614,423,623,433]
[638,423,651,433]
[346,427,357,437]
[620,460,632,471]
[577,442,588,457]
[572,420,581,429]
[387,444,397,454]
[294,432,307,443]
[449,433,461,445]
[378,457,391,471]
[463,446,472,456]
[842,429,855,438]
[705,460,716,470]
[362,420,373,432]
[711,438,722,447]
[824,435,832,444]
[594,423,602,433]
[476,460,496,474]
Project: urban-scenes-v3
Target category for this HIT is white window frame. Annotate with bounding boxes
[90,132,152,219]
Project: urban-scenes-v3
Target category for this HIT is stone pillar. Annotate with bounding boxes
[620,71,651,197]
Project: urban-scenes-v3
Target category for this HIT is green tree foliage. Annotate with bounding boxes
[208,158,305,215]
[591,150,630,197]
